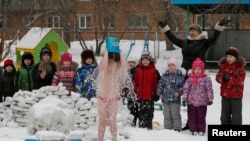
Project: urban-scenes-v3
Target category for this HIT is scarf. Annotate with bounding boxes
[38,60,52,73]
[188,73,205,85]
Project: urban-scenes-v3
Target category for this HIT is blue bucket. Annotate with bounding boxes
[106,37,120,53]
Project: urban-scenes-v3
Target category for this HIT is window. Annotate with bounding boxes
[47,16,63,29]
[196,15,210,29]
[104,13,115,29]
[79,15,91,29]
[23,16,35,28]
[128,14,148,29]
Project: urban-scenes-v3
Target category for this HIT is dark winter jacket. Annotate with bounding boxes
[0,68,17,100]
[134,63,161,100]
[32,61,57,89]
[157,68,185,104]
[52,61,78,92]
[215,57,246,99]
[162,23,224,72]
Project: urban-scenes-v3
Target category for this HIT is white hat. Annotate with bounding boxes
[127,56,138,63]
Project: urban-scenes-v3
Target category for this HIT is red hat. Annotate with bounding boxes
[4,59,14,68]
[61,52,72,64]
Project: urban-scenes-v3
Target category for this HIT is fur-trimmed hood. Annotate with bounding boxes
[56,61,79,70]
[217,56,246,67]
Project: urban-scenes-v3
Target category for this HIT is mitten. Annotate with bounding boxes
[158,20,167,28]
[218,17,231,26]
[122,87,129,98]
[207,101,213,105]
[182,101,186,107]
[127,99,134,111]
[222,73,230,82]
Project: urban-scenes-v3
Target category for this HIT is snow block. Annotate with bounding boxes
[106,37,120,53]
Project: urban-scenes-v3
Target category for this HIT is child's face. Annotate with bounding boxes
[85,58,93,65]
[141,58,150,66]
[24,59,31,66]
[226,55,237,64]
[128,61,136,68]
[42,54,51,62]
[5,65,13,72]
[193,67,202,74]
[168,63,176,72]
[63,60,71,67]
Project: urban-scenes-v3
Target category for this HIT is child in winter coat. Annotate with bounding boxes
[52,52,78,92]
[133,51,161,130]
[32,45,57,89]
[125,56,139,127]
[96,46,128,141]
[182,58,213,136]
[75,49,98,100]
[16,52,35,91]
[0,59,17,102]
[157,57,185,131]
[215,47,246,125]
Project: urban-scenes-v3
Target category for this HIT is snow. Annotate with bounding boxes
[0,39,250,141]
[16,27,51,49]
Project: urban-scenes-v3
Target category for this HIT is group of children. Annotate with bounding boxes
[125,46,246,137]
[0,41,246,140]
[0,44,98,103]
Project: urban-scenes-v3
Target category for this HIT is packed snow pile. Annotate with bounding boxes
[27,96,75,134]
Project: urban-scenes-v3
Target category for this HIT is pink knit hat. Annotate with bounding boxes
[192,58,204,72]
[61,52,72,64]
[167,57,179,69]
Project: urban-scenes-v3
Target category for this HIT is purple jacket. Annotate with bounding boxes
[182,75,214,107]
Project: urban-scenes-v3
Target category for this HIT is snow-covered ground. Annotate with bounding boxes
[0,39,250,141]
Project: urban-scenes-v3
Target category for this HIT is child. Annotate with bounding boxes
[125,56,139,127]
[16,52,35,91]
[0,59,17,102]
[32,44,57,89]
[133,51,161,130]
[96,44,128,141]
[215,47,246,125]
[75,49,98,100]
[157,57,185,131]
[182,58,213,136]
[52,52,78,92]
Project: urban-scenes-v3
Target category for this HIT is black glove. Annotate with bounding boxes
[222,73,230,82]
[154,95,160,102]
[207,101,213,105]
[219,17,231,26]
[158,20,167,28]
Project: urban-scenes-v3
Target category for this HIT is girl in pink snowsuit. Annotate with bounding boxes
[96,47,128,141]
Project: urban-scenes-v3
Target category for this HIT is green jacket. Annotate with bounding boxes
[17,66,34,91]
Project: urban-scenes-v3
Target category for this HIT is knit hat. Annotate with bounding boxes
[189,24,202,34]
[167,57,179,69]
[61,52,72,64]
[127,56,138,63]
[4,59,14,68]
[141,51,153,62]
[81,49,96,64]
[225,47,239,59]
[40,45,52,59]
[22,52,34,66]
[192,58,205,72]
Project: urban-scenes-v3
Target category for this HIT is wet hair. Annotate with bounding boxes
[108,52,120,62]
